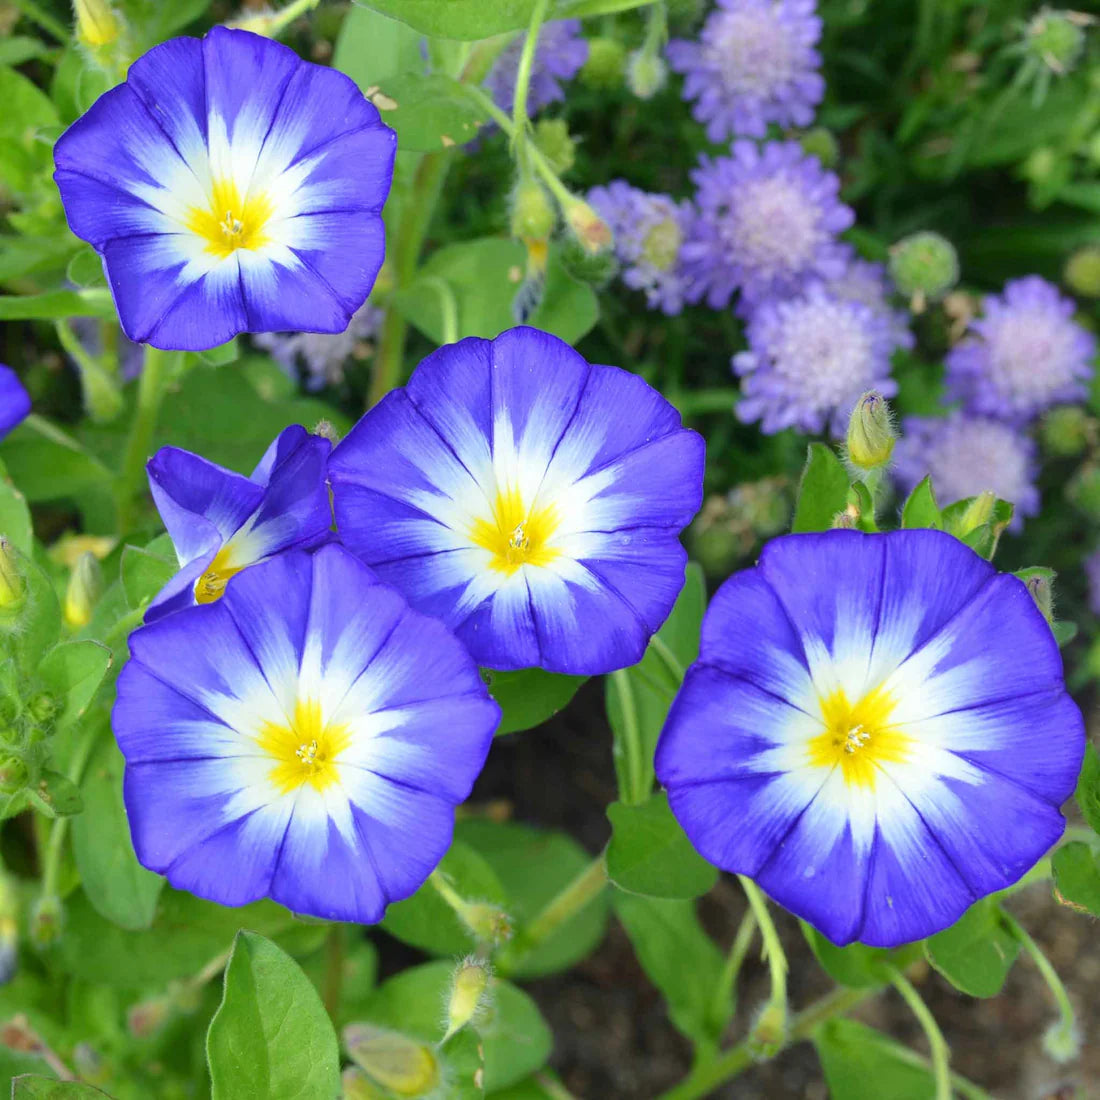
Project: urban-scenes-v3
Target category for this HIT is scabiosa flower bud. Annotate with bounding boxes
[1064,244,1100,298]
[945,276,1097,423]
[668,0,824,141]
[533,118,576,174]
[485,20,588,114]
[581,37,626,89]
[798,126,839,169]
[683,142,853,310]
[1040,405,1093,456]
[588,181,693,315]
[444,958,492,1040]
[63,551,103,629]
[510,177,556,241]
[1066,461,1100,520]
[343,1025,440,1097]
[887,231,959,304]
[627,49,668,99]
[893,413,1039,531]
[846,391,896,471]
[733,283,898,436]
[1026,9,1088,76]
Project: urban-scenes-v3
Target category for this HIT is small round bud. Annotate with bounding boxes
[26,693,58,726]
[533,119,576,175]
[846,391,896,472]
[564,197,613,255]
[343,1025,440,1097]
[1041,1018,1081,1064]
[73,0,122,48]
[29,893,62,949]
[1041,405,1093,456]
[64,551,103,629]
[459,901,513,947]
[1066,462,1100,519]
[444,958,492,1039]
[1022,146,1058,185]
[749,1001,788,1059]
[888,232,959,302]
[1026,10,1087,76]
[0,539,25,613]
[580,37,626,90]
[1064,245,1100,298]
[558,237,620,288]
[510,178,556,242]
[626,49,668,99]
[798,127,840,170]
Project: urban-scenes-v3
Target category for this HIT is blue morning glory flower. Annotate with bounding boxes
[682,141,853,311]
[656,529,1084,947]
[53,27,396,352]
[945,276,1096,424]
[328,327,705,676]
[145,425,332,621]
[668,0,825,141]
[0,366,31,440]
[113,545,499,923]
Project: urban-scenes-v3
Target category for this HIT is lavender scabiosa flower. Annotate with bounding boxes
[683,141,853,311]
[485,20,588,114]
[1085,549,1100,615]
[945,276,1096,423]
[668,0,824,141]
[254,301,382,390]
[587,181,693,315]
[732,283,897,435]
[894,413,1040,531]
[824,246,914,353]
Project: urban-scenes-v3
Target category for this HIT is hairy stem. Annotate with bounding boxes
[889,968,952,1100]
[738,877,788,1020]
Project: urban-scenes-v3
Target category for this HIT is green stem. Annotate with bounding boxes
[738,876,788,1019]
[889,968,951,1100]
[117,346,172,533]
[710,909,756,1029]
[266,0,321,36]
[667,388,739,418]
[648,635,685,689]
[421,276,460,346]
[1001,911,1077,1044]
[511,0,551,151]
[323,924,345,1019]
[56,319,124,423]
[610,669,647,805]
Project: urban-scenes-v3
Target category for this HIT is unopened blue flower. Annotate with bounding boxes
[824,246,914,354]
[682,142,853,310]
[0,367,31,440]
[146,425,332,621]
[893,413,1039,531]
[587,181,693,315]
[113,545,498,923]
[53,27,396,352]
[657,528,1083,947]
[668,0,824,141]
[328,326,705,676]
[733,282,897,435]
[486,20,588,114]
[254,301,383,391]
[945,276,1096,423]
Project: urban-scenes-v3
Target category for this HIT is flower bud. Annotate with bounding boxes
[558,237,619,289]
[1017,567,1056,623]
[1022,146,1058,185]
[444,958,492,1039]
[749,1000,787,1059]
[581,37,626,90]
[888,232,959,303]
[563,197,613,255]
[1066,462,1100,519]
[1026,10,1088,76]
[29,893,62,949]
[1041,405,1093,456]
[798,127,839,170]
[128,996,171,1039]
[626,49,668,99]
[341,1067,388,1100]
[511,178,556,242]
[73,1042,110,1085]
[831,509,858,530]
[312,419,341,444]
[73,0,122,48]
[64,551,103,629]
[1064,245,1100,298]
[1042,1018,1081,1064]
[0,756,27,798]
[343,1025,440,1097]
[0,539,24,613]
[952,490,996,537]
[533,119,576,175]
[845,391,896,472]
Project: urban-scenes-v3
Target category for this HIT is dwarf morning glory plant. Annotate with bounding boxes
[0,366,31,440]
[145,424,332,620]
[328,326,705,675]
[53,26,396,351]
[656,528,1084,946]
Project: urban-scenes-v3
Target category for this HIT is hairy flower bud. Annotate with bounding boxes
[846,391,896,472]
[581,37,626,90]
[511,178,556,242]
[0,539,24,613]
[444,958,492,1039]
[64,551,103,629]
[627,49,668,99]
[343,1025,440,1097]
[1042,1018,1081,1063]
[533,119,576,175]
[564,197,613,255]
[888,231,959,303]
[73,0,122,47]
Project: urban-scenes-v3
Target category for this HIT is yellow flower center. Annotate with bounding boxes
[256,698,351,795]
[194,545,244,605]
[469,484,561,575]
[186,178,274,258]
[806,685,912,789]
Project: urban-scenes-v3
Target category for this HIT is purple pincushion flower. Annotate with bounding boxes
[486,20,588,114]
[682,142,853,310]
[945,276,1096,423]
[732,282,897,435]
[1085,549,1100,615]
[587,181,693,315]
[823,246,914,354]
[893,413,1040,531]
[668,0,824,141]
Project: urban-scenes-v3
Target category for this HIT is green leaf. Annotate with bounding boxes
[802,924,893,989]
[456,820,609,979]
[485,667,586,735]
[37,640,112,733]
[1052,841,1100,917]
[1,421,113,503]
[207,931,340,1100]
[120,542,178,612]
[0,290,115,321]
[9,550,60,673]
[814,1019,936,1100]
[372,72,490,151]
[361,961,552,1091]
[333,4,425,88]
[606,792,716,900]
[25,769,83,818]
[791,443,849,533]
[0,66,58,194]
[0,457,33,556]
[925,898,1019,997]
[606,563,705,804]
[71,736,163,931]
[382,840,507,955]
[487,1070,571,1099]
[613,893,729,1045]
[12,1078,115,1098]
[198,338,241,367]
[1075,743,1100,836]
[900,475,941,530]
[355,0,541,38]
[397,238,599,347]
